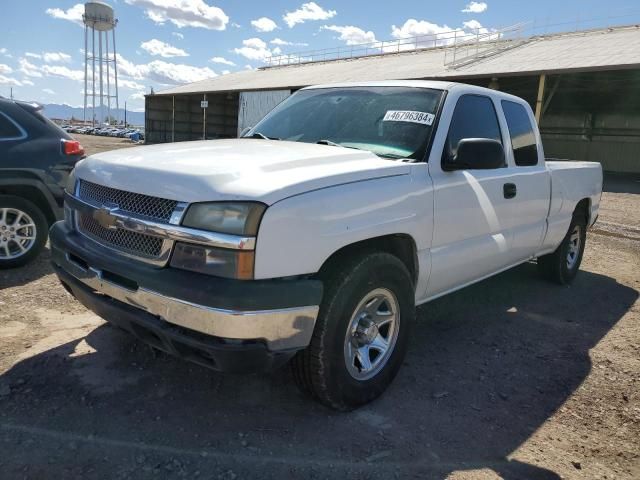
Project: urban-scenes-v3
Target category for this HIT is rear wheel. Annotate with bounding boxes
[291,252,415,410]
[0,196,48,269]
[537,211,587,285]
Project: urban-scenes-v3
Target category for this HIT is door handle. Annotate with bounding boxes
[503,183,517,199]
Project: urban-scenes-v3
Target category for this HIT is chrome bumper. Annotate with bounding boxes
[62,253,319,351]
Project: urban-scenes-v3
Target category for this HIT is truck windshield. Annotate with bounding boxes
[248,86,443,161]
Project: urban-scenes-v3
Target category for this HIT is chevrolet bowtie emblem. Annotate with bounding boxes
[93,203,119,230]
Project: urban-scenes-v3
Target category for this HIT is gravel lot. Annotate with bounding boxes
[0,140,638,479]
[72,133,142,157]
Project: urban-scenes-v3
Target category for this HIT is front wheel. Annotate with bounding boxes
[291,252,415,410]
[0,196,48,269]
[537,212,587,285]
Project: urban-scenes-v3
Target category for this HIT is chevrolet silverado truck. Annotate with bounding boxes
[50,81,602,410]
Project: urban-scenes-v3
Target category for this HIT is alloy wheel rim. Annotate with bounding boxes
[344,288,400,381]
[0,208,37,260]
[566,225,581,270]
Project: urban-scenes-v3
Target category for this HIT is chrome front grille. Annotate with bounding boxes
[78,180,178,222]
[78,212,164,258]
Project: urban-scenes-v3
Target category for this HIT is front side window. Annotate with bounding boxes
[249,86,443,161]
[443,94,503,164]
[501,100,539,166]
[0,112,24,140]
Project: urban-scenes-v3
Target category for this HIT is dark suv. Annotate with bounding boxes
[0,97,85,268]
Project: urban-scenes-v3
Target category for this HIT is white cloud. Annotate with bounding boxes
[244,65,254,70]
[462,2,488,13]
[144,60,216,84]
[19,58,43,78]
[231,22,241,28]
[42,65,84,82]
[462,19,486,32]
[45,3,84,27]
[0,75,22,87]
[221,69,230,75]
[130,92,146,101]
[233,38,275,61]
[22,79,34,86]
[115,54,216,85]
[25,52,72,63]
[283,2,336,28]
[42,88,56,95]
[125,0,229,30]
[270,38,308,47]
[43,52,72,63]
[141,39,189,58]
[0,48,8,56]
[172,32,184,39]
[251,17,278,32]
[0,64,13,75]
[391,19,453,40]
[322,25,377,45]
[210,56,235,66]
[118,78,146,90]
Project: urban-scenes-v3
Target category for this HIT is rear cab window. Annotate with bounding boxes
[501,100,539,166]
[442,94,504,167]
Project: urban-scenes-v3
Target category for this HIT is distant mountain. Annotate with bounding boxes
[41,103,145,126]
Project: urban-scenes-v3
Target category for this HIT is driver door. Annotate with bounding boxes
[426,93,516,298]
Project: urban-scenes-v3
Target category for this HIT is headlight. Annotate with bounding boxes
[181,202,266,236]
[65,169,77,194]
[173,202,266,279]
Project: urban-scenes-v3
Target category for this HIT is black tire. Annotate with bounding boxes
[291,251,415,410]
[537,211,587,285]
[0,195,48,269]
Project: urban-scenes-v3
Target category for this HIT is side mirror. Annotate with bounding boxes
[443,138,505,171]
[239,126,253,138]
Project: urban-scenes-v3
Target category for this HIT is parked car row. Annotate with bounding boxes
[62,125,144,141]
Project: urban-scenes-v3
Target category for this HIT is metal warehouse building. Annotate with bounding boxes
[145,23,640,173]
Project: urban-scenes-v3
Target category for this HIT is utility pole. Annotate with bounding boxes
[124,101,127,127]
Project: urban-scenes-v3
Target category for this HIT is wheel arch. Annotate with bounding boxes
[574,197,591,225]
[0,180,58,225]
[317,233,419,288]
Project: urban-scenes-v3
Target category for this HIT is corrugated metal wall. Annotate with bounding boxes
[237,90,291,136]
[145,93,238,144]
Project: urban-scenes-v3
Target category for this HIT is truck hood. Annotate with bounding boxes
[75,139,410,205]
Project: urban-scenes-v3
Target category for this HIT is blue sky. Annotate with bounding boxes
[1,0,639,111]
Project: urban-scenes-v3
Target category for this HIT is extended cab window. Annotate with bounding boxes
[249,86,443,161]
[501,100,539,166]
[0,112,24,140]
[443,94,503,165]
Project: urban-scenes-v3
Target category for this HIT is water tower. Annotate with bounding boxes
[83,2,119,126]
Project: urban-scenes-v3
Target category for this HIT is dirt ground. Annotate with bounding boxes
[73,133,142,156]
[0,148,638,478]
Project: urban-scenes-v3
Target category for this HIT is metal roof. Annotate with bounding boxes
[155,25,640,96]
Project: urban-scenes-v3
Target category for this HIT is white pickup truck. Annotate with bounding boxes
[51,81,602,410]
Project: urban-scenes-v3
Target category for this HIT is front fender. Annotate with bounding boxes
[254,172,433,280]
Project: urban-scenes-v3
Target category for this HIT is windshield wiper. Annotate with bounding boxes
[375,153,409,160]
[316,139,360,150]
[248,132,280,140]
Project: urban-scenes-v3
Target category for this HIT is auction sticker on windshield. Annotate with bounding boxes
[383,110,435,126]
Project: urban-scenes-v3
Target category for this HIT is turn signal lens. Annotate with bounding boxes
[170,242,255,280]
[62,139,85,156]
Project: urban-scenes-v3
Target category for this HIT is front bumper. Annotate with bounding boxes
[50,222,322,372]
